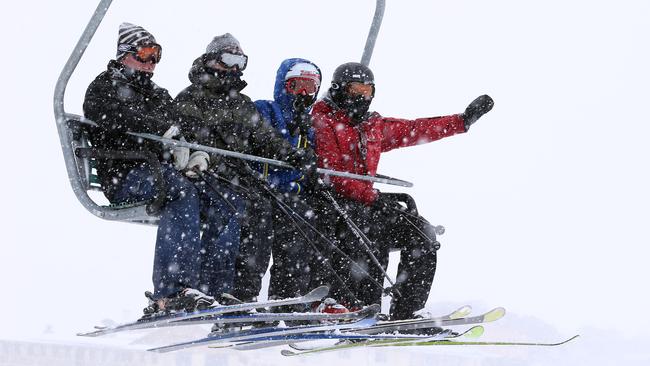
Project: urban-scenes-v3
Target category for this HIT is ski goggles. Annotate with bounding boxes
[346,82,374,98]
[205,50,248,70]
[285,77,320,95]
[120,43,162,64]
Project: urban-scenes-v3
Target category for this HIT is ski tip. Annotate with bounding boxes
[77,330,102,337]
[463,326,485,339]
[288,343,305,351]
[450,305,472,319]
[305,285,330,301]
[483,307,506,323]
[147,344,180,353]
[281,349,298,357]
[147,346,169,353]
[559,334,580,345]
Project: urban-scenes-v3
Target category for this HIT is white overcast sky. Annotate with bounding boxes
[1,0,649,347]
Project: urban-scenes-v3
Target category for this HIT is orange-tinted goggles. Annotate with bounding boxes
[285,77,320,95]
[126,44,162,64]
[346,82,374,98]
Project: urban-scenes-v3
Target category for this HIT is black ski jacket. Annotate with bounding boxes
[83,60,180,200]
[174,56,295,180]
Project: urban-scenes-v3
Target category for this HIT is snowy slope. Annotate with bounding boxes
[1,323,647,366]
[2,0,650,365]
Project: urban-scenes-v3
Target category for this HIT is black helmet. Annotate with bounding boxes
[330,62,375,122]
[331,62,374,89]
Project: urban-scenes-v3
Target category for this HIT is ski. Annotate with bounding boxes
[371,334,580,348]
[172,304,376,327]
[280,326,486,356]
[78,285,329,337]
[347,307,504,336]
[228,305,473,351]
[148,315,378,353]
[287,324,485,352]
[228,328,457,351]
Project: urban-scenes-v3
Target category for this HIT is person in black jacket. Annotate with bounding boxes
[174,34,318,303]
[83,23,241,316]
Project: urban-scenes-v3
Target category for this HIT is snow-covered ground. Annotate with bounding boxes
[1,323,647,366]
[2,0,650,365]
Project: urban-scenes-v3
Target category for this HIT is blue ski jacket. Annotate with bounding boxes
[254,58,321,194]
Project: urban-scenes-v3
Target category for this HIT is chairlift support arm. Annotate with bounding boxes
[361,0,386,66]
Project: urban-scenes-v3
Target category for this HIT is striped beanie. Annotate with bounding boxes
[205,33,244,55]
[116,22,157,60]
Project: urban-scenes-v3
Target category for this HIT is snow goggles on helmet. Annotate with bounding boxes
[285,77,320,95]
[206,50,248,70]
[346,82,374,98]
[120,43,162,64]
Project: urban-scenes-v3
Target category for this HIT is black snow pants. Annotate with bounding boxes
[319,192,440,320]
[232,187,330,304]
[231,191,275,302]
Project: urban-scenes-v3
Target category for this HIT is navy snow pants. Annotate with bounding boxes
[113,164,243,299]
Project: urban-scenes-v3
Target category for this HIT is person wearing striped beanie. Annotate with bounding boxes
[83,22,244,317]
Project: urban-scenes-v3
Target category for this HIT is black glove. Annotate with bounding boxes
[371,192,398,211]
[462,95,494,130]
[286,148,319,191]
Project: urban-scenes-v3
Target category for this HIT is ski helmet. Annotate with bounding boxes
[330,62,375,121]
[331,62,374,89]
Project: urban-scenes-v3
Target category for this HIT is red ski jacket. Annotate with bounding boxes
[312,98,467,204]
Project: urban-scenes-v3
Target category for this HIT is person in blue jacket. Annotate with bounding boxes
[232,58,336,309]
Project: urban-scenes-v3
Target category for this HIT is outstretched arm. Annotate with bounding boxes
[380,95,494,152]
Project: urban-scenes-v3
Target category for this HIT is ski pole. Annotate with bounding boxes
[322,191,402,297]
[193,169,240,215]
[208,171,388,298]
[254,182,362,305]
[127,132,413,187]
[262,190,388,298]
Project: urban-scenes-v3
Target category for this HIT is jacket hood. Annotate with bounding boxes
[273,58,321,123]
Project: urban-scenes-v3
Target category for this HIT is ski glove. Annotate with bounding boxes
[185,151,210,178]
[287,148,320,191]
[162,125,190,170]
[462,95,494,131]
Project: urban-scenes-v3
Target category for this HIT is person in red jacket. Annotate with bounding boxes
[312,62,493,321]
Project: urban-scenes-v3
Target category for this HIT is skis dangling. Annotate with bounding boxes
[148,312,379,353]
[280,325,486,356]
[233,304,473,351]
[78,286,329,337]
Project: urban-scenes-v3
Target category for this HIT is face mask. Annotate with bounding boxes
[292,94,314,113]
[330,83,374,123]
[343,94,372,123]
[208,68,245,93]
[123,66,153,82]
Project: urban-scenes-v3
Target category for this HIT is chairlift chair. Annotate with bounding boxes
[53,0,386,225]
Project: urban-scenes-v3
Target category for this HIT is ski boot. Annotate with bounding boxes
[209,293,268,335]
[389,311,457,337]
[141,288,215,319]
[312,297,350,314]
